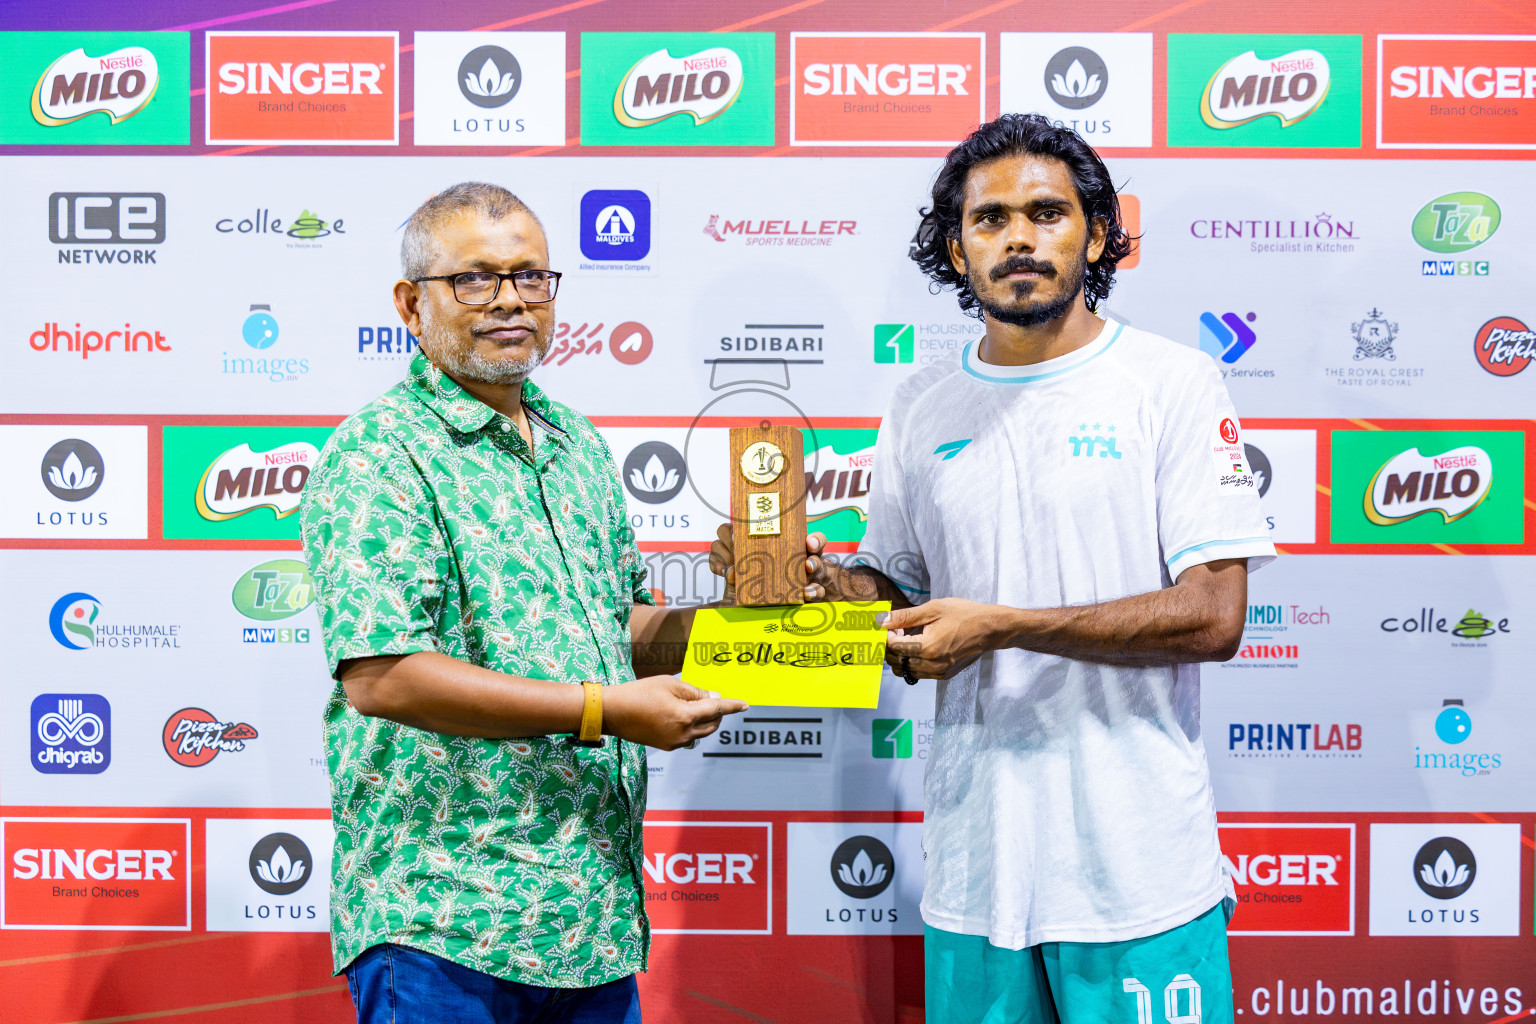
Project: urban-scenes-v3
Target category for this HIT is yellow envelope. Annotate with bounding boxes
[682,601,891,709]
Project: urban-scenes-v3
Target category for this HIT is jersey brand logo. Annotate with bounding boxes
[1069,424,1122,459]
[933,439,971,460]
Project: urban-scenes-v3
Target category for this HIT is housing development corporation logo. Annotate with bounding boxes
[1379,36,1536,150]
[0,32,190,144]
[1167,34,1361,148]
[581,33,774,146]
[790,33,984,146]
[1474,316,1534,376]
[162,708,258,767]
[206,32,398,145]
[31,694,112,774]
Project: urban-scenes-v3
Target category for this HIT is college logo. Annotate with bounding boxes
[249,832,311,896]
[194,441,319,521]
[581,33,774,146]
[1370,823,1519,936]
[1379,36,1536,150]
[214,207,345,244]
[50,193,165,266]
[1330,430,1524,545]
[1167,34,1361,148]
[411,32,565,146]
[31,694,111,774]
[232,559,315,621]
[1412,192,1499,254]
[1473,316,1533,376]
[0,32,190,144]
[3,818,191,930]
[622,442,686,504]
[999,33,1154,146]
[790,33,984,146]
[1199,311,1258,363]
[1220,824,1354,935]
[640,822,771,934]
[206,32,398,145]
[580,189,651,262]
[40,440,104,501]
[162,708,258,767]
[830,835,895,899]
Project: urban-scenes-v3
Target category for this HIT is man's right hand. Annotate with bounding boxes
[603,675,749,751]
[710,523,833,601]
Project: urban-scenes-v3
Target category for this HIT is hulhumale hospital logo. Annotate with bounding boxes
[49,592,100,649]
[48,592,184,651]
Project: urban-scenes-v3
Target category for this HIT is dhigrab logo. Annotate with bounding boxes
[30,694,111,774]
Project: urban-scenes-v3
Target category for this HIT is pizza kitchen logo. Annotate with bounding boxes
[1202,47,1330,129]
[195,441,318,521]
[162,707,258,767]
[1473,316,1532,377]
[1365,446,1492,526]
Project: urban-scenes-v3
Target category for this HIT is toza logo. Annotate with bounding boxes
[1201,48,1331,129]
[1411,192,1500,254]
[615,47,743,127]
[457,45,520,107]
[1365,446,1492,526]
[249,832,311,896]
[31,694,112,774]
[195,441,319,521]
[1413,837,1476,900]
[1045,47,1108,108]
[1350,308,1398,360]
[32,46,160,126]
[830,835,895,898]
[232,559,315,621]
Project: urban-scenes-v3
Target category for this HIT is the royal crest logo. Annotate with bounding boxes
[195,442,318,521]
[1365,446,1492,526]
[32,46,160,126]
[614,47,744,126]
[1351,308,1398,360]
[1201,48,1330,129]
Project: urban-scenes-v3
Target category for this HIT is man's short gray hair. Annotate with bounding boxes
[400,181,542,280]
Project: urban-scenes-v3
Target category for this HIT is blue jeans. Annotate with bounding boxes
[345,943,642,1024]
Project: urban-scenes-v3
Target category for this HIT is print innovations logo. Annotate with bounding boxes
[31,694,111,774]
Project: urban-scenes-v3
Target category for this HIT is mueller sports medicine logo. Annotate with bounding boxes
[1474,316,1533,376]
[704,215,856,247]
[641,823,770,934]
[790,33,984,146]
[31,694,111,774]
[1365,446,1492,525]
[49,193,165,265]
[3,818,191,930]
[32,45,160,126]
[206,32,398,144]
[1201,47,1331,129]
[162,708,258,767]
[1380,36,1536,149]
[615,47,743,127]
[1220,824,1354,936]
[195,441,318,521]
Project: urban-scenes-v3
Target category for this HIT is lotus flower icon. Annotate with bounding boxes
[256,842,306,886]
[1419,848,1469,890]
[458,46,522,108]
[837,848,888,889]
[465,58,516,99]
[1051,59,1102,100]
[49,451,97,493]
[629,454,679,495]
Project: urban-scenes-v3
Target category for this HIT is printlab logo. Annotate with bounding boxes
[1413,837,1475,900]
[249,832,311,896]
[871,719,913,759]
[1245,444,1272,496]
[49,592,100,649]
[30,694,111,774]
[579,189,652,263]
[162,707,258,767]
[458,45,520,106]
[50,193,166,266]
[1473,316,1532,377]
[830,835,895,899]
[623,442,686,504]
[1199,311,1258,363]
[1351,308,1398,360]
[1044,47,1108,108]
[41,439,105,501]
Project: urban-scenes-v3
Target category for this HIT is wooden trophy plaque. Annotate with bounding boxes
[730,424,808,607]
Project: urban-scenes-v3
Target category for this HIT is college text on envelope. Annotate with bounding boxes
[682,601,891,709]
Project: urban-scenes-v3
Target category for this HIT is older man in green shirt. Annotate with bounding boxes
[300,182,747,1024]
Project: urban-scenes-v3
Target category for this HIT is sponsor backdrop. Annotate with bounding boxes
[1,1,1533,1022]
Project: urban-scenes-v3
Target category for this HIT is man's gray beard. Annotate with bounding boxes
[418,304,549,385]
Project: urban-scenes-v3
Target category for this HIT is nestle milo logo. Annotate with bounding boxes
[1412,192,1500,254]
[231,559,315,621]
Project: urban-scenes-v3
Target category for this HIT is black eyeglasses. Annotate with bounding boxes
[412,270,562,305]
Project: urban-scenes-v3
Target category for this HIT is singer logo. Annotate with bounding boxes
[1379,36,1536,149]
[194,441,318,521]
[641,822,771,934]
[3,818,191,930]
[1366,446,1493,525]
[1220,823,1355,935]
[791,33,985,145]
[206,32,398,144]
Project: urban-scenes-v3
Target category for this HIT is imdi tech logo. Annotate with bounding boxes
[790,33,985,146]
[1379,36,1536,149]
[206,32,398,145]
[640,822,771,934]
[3,818,191,930]
[1219,823,1354,935]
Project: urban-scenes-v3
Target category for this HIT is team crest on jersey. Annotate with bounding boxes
[1212,415,1256,492]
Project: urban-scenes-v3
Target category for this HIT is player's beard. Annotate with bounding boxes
[418,302,550,386]
[973,242,1088,328]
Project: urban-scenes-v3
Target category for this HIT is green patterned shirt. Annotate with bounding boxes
[300,352,652,987]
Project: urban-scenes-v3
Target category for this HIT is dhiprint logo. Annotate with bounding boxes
[30,694,111,774]
[623,442,686,504]
[1413,837,1475,900]
[457,45,520,107]
[40,439,104,501]
[162,708,258,767]
[1045,46,1108,108]
[1202,48,1331,128]
[32,45,161,127]
[49,592,100,649]
[1365,446,1492,526]
[1199,311,1258,363]
[249,832,311,896]
[1473,316,1533,376]
[1350,308,1398,360]
[579,189,651,263]
[1412,192,1500,254]
[195,441,319,521]
[830,835,895,899]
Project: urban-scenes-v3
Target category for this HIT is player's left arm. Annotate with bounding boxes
[881,559,1247,678]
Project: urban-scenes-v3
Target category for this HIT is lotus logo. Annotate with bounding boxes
[622,442,687,504]
[829,835,895,899]
[1411,192,1500,254]
[1365,446,1492,526]
[1412,837,1476,899]
[49,592,102,650]
[615,47,744,127]
[457,46,521,108]
[1244,444,1272,497]
[1201,49,1330,129]
[249,832,312,896]
[1044,47,1108,109]
[41,439,105,501]
[32,46,161,127]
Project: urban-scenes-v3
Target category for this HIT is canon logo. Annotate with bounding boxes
[1224,853,1340,887]
[217,62,383,95]
[802,63,968,97]
[642,852,755,885]
[1388,65,1536,100]
[13,847,174,881]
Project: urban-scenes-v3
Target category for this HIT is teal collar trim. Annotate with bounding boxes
[960,321,1124,386]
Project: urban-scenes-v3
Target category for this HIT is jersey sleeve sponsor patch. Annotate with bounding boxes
[1211,415,1257,494]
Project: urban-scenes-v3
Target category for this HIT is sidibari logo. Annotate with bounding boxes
[195,442,319,521]
[31,694,111,774]
[830,835,895,899]
[1411,192,1500,253]
[1364,446,1492,526]
[1473,316,1533,377]
[615,47,743,127]
[232,559,315,621]
[162,707,258,767]
[32,46,160,126]
[1201,48,1330,129]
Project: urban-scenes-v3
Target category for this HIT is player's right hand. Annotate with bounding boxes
[709,523,831,600]
[603,675,749,751]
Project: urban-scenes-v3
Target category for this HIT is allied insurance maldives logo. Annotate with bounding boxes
[0,31,191,144]
[580,32,775,146]
[1166,34,1361,148]
[1330,430,1525,545]
[1379,36,1536,150]
[205,32,398,145]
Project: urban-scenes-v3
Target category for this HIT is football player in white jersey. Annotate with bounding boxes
[712,113,1274,1024]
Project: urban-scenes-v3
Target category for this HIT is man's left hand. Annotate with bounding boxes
[879,598,1013,680]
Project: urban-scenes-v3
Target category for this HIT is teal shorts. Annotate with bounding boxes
[925,902,1233,1024]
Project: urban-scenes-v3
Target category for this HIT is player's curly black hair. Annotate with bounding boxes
[910,113,1136,316]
